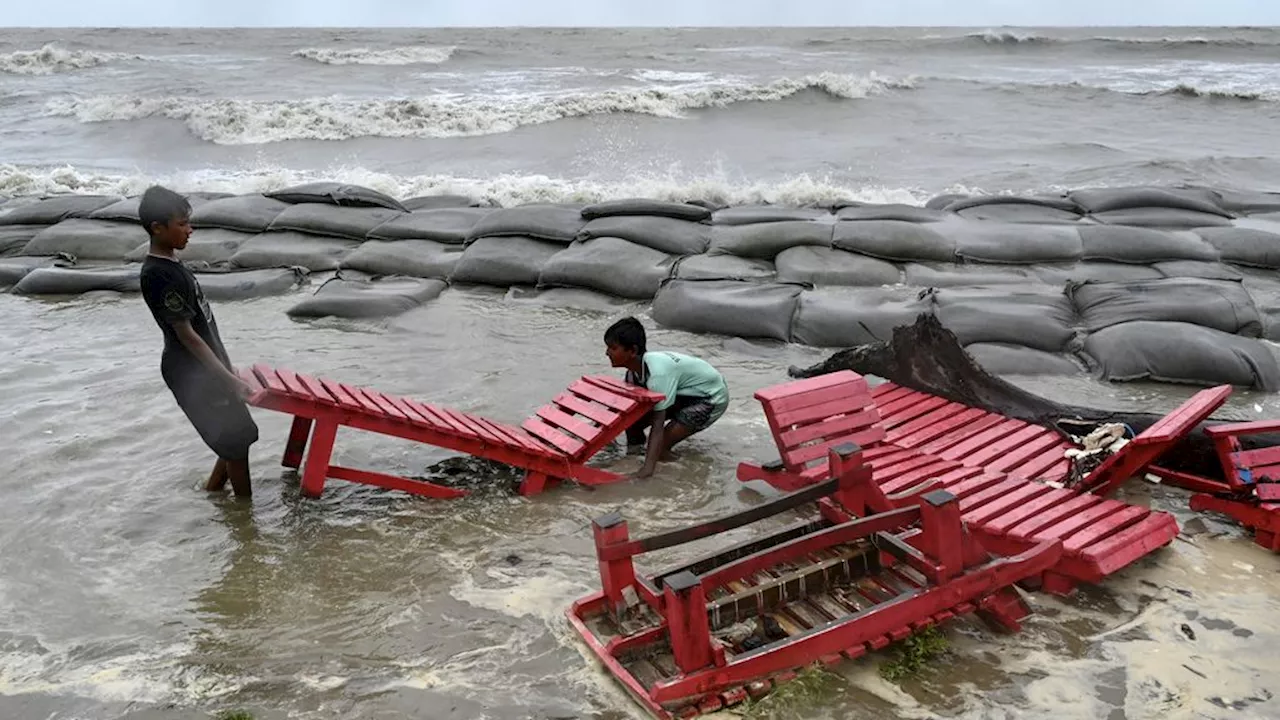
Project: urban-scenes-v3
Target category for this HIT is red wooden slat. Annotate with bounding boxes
[754,371,865,403]
[405,399,472,436]
[1063,505,1149,553]
[381,393,438,428]
[1231,447,1280,470]
[251,363,289,394]
[890,407,990,449]
[275,368,313,400]
[878,394,949,428]
[953,478,1026,515]
[570,378,636,412]
[981,487,1075,534]
[988,432,1070,474]
[874,453,947,483]
[438,406,502,444]
[317,378,363,412]
[1206,418,1280,437]
[475,417,553,456]
[363,389,413,423]
[962,482,1055,525]
[879,459,962,495]
[771,391,878,430]
[778,408,881,449]
[553,392,620,426]
[787,428,888,467]
[868,385,917,408]
[586,374,659,404]
[963,425,1056,467]
[1005,493,1107,540]
[918,414,1006,454]
[295,373,339,405]
[941,471,1004,498]
[1012,445,1071,481]
[537,405,603,443]
[1029,499,1128,543]
[521,416,585,455]
[338,382,389,417]
[884,403,970,442]
[764,381,872,417]
[939,419,1031,462]
[1141,386,1232,442]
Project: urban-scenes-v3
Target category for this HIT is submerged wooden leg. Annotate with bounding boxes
[664,570,715,674]
[518,471,549,497]
[593,513,638,619]
[282,416,313,469]
[300,419,337,498]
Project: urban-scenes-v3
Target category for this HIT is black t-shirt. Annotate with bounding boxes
[140,255,231,381]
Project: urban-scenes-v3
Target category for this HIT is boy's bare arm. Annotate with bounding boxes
[172,320,252,397]
[637,409,667,478]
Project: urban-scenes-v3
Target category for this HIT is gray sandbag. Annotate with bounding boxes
[1192,226,1280,269]
[124,228,254,266]
[833,220,956,263]
[1078,226,1220,263]
[286,273,445,319]
[13,265,140,295]
[1090,207,1234,229]
[228,231,360,271]
[0,256,61,287]
[465,203,585,244]
[711,206,830,225]
[1152,260,1243,281]
[1032,262,1164,285]
[367,207,492,244]
[836,204,946,223]
[944,194,1080,214]
[1238,269,1280,341]
[538,237,675,300]
[1,226,44,256]
[904,263,1039,287]
[576,215,712,255]
[926,194,969,210]
[652,278,804,341]
[708,220,833,259]
[340,239,461,279]
[21,219,149,261]
[1068,277,1263,337]
[949,222,1084,264]
[580,199,711,222]
[265,182,406,212]
[932,285,1079,353]
[266,203,405,240]
[1082,321,1280,390]
[190,195,291,232]
[965,343,1085,376]
[505,286,641,314]
[196,267,309,300]
[1069,187,1230,217]
[86,192,231,222]
[790,286,932,347]
[402,195,479,210]
[673,254,776,282]
[1210,188,1280,214]
[953,203,1083,224]
[774,246,902,287]
[0,195,123,226]
[450,235,562,286]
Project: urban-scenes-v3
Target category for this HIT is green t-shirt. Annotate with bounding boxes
[635,351,729,412]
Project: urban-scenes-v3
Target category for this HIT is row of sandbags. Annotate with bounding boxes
[651,278,1280,391]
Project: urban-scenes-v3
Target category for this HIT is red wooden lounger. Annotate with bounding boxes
[735,371,1192,595]
[1149,419,1280,552]
[239,363,664,499]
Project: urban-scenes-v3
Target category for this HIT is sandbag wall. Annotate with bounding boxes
[4,182,1280,390]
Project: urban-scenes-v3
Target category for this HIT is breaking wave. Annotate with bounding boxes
[42,71,915,145]
[291,45,457,66]
[0,43,139,75]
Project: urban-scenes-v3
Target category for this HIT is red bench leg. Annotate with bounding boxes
[282,416,313,469]
[518,471,549,497]
[301,419,337,498]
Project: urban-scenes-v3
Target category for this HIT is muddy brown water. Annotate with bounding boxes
[1,283,1278,720]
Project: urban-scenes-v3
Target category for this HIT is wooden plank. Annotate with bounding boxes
[785,427,888,467]
[938,418,1031,462]
[1206,418,1280,437]
[363,389,413,423]
[584,375,657,406]
[877,394,950,428]
[573,378,638,412]
[339,382,390,417]
[919,414,1007,454]
[1005,493,1106,540]
[405,399,471,436]
[1062,505,1149,553]
[869,385,918,409]
[275,367,314,400]
[939,471,1004,498]
[962,425,1056,467]
[521,416,586,455]
[536,404,602,443]
[755,371,866,403]
[1231,446,1280,471]
[380,393,436,428]
[475,417,550,455]
[295,373,339,405]
[438,406,504,445]
[891,407,990,449]
[952,478,1027,515]
[988,431,1070,474]
[878,458,962,495]
[884,402,970,442]
[317,378,362,412]
[1029,499,1130,543]
[778,408,881,449]
[962,483,1055,526]
[772,391,878,430]
[553,391,620,426]
[980,487,1074,534]
[1141,385,1232,442]
[1012,444,1072,481]
[252,364,290,394]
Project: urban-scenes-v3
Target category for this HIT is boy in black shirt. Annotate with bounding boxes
[138,185,259,498]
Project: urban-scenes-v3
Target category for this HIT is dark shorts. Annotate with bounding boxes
[669,395,728,433]
[165,368,259,461]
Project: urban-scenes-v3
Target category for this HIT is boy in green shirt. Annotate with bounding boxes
[604,316,730,479]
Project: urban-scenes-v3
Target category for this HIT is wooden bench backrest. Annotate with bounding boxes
[522,375,664,461]
[756,370,887,474]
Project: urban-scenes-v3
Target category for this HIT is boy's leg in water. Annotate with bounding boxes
[205,458,229,492]
[225,458,252,498]
[625,410,654,452]
[658,421,697,461]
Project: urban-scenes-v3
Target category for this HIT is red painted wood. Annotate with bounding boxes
[771,392,879,432]
[878,458,963,496]
[537,404,602,443]
[1206,418,1280,437]
[522,416,586,455]
[316,378,361,412]
[938,419,1031,462]
[884,402,970,442]
[1011,445,1071,481]
[327,464,469,499]
[554,391,621,426]
[891,407,990,449]
[1258,483,1280,501]
[275,368,313,400]
[777,408,881,449]
[1063,505,1149,553]
[919,414,1007,454]
[987,431,1070,474]
[573,378,636,412]
[1082,514,1179,575]
[954,479,1027,515]
[962,483,1056,526]
[982,487,1075,534]
[785,428,888,468]
[963,425,1056,467]
[940,471,1004,498]
[361,388,412,423]
[296,373,340,406]
[878,394,950,429]
[1004,493,1106,540]
[1230,446,1280,471]
[336,382,388,417]
[1141,385,1232,442]
[754,370,866,403]
[405,399,469,436]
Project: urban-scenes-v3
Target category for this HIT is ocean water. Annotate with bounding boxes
[2,25,1280,720]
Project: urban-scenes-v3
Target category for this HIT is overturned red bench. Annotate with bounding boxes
[569,444,1061,719]
[735,371,1207,595]
[239,363,663,498]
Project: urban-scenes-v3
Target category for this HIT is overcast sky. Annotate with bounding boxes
[5,0,1276,28]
